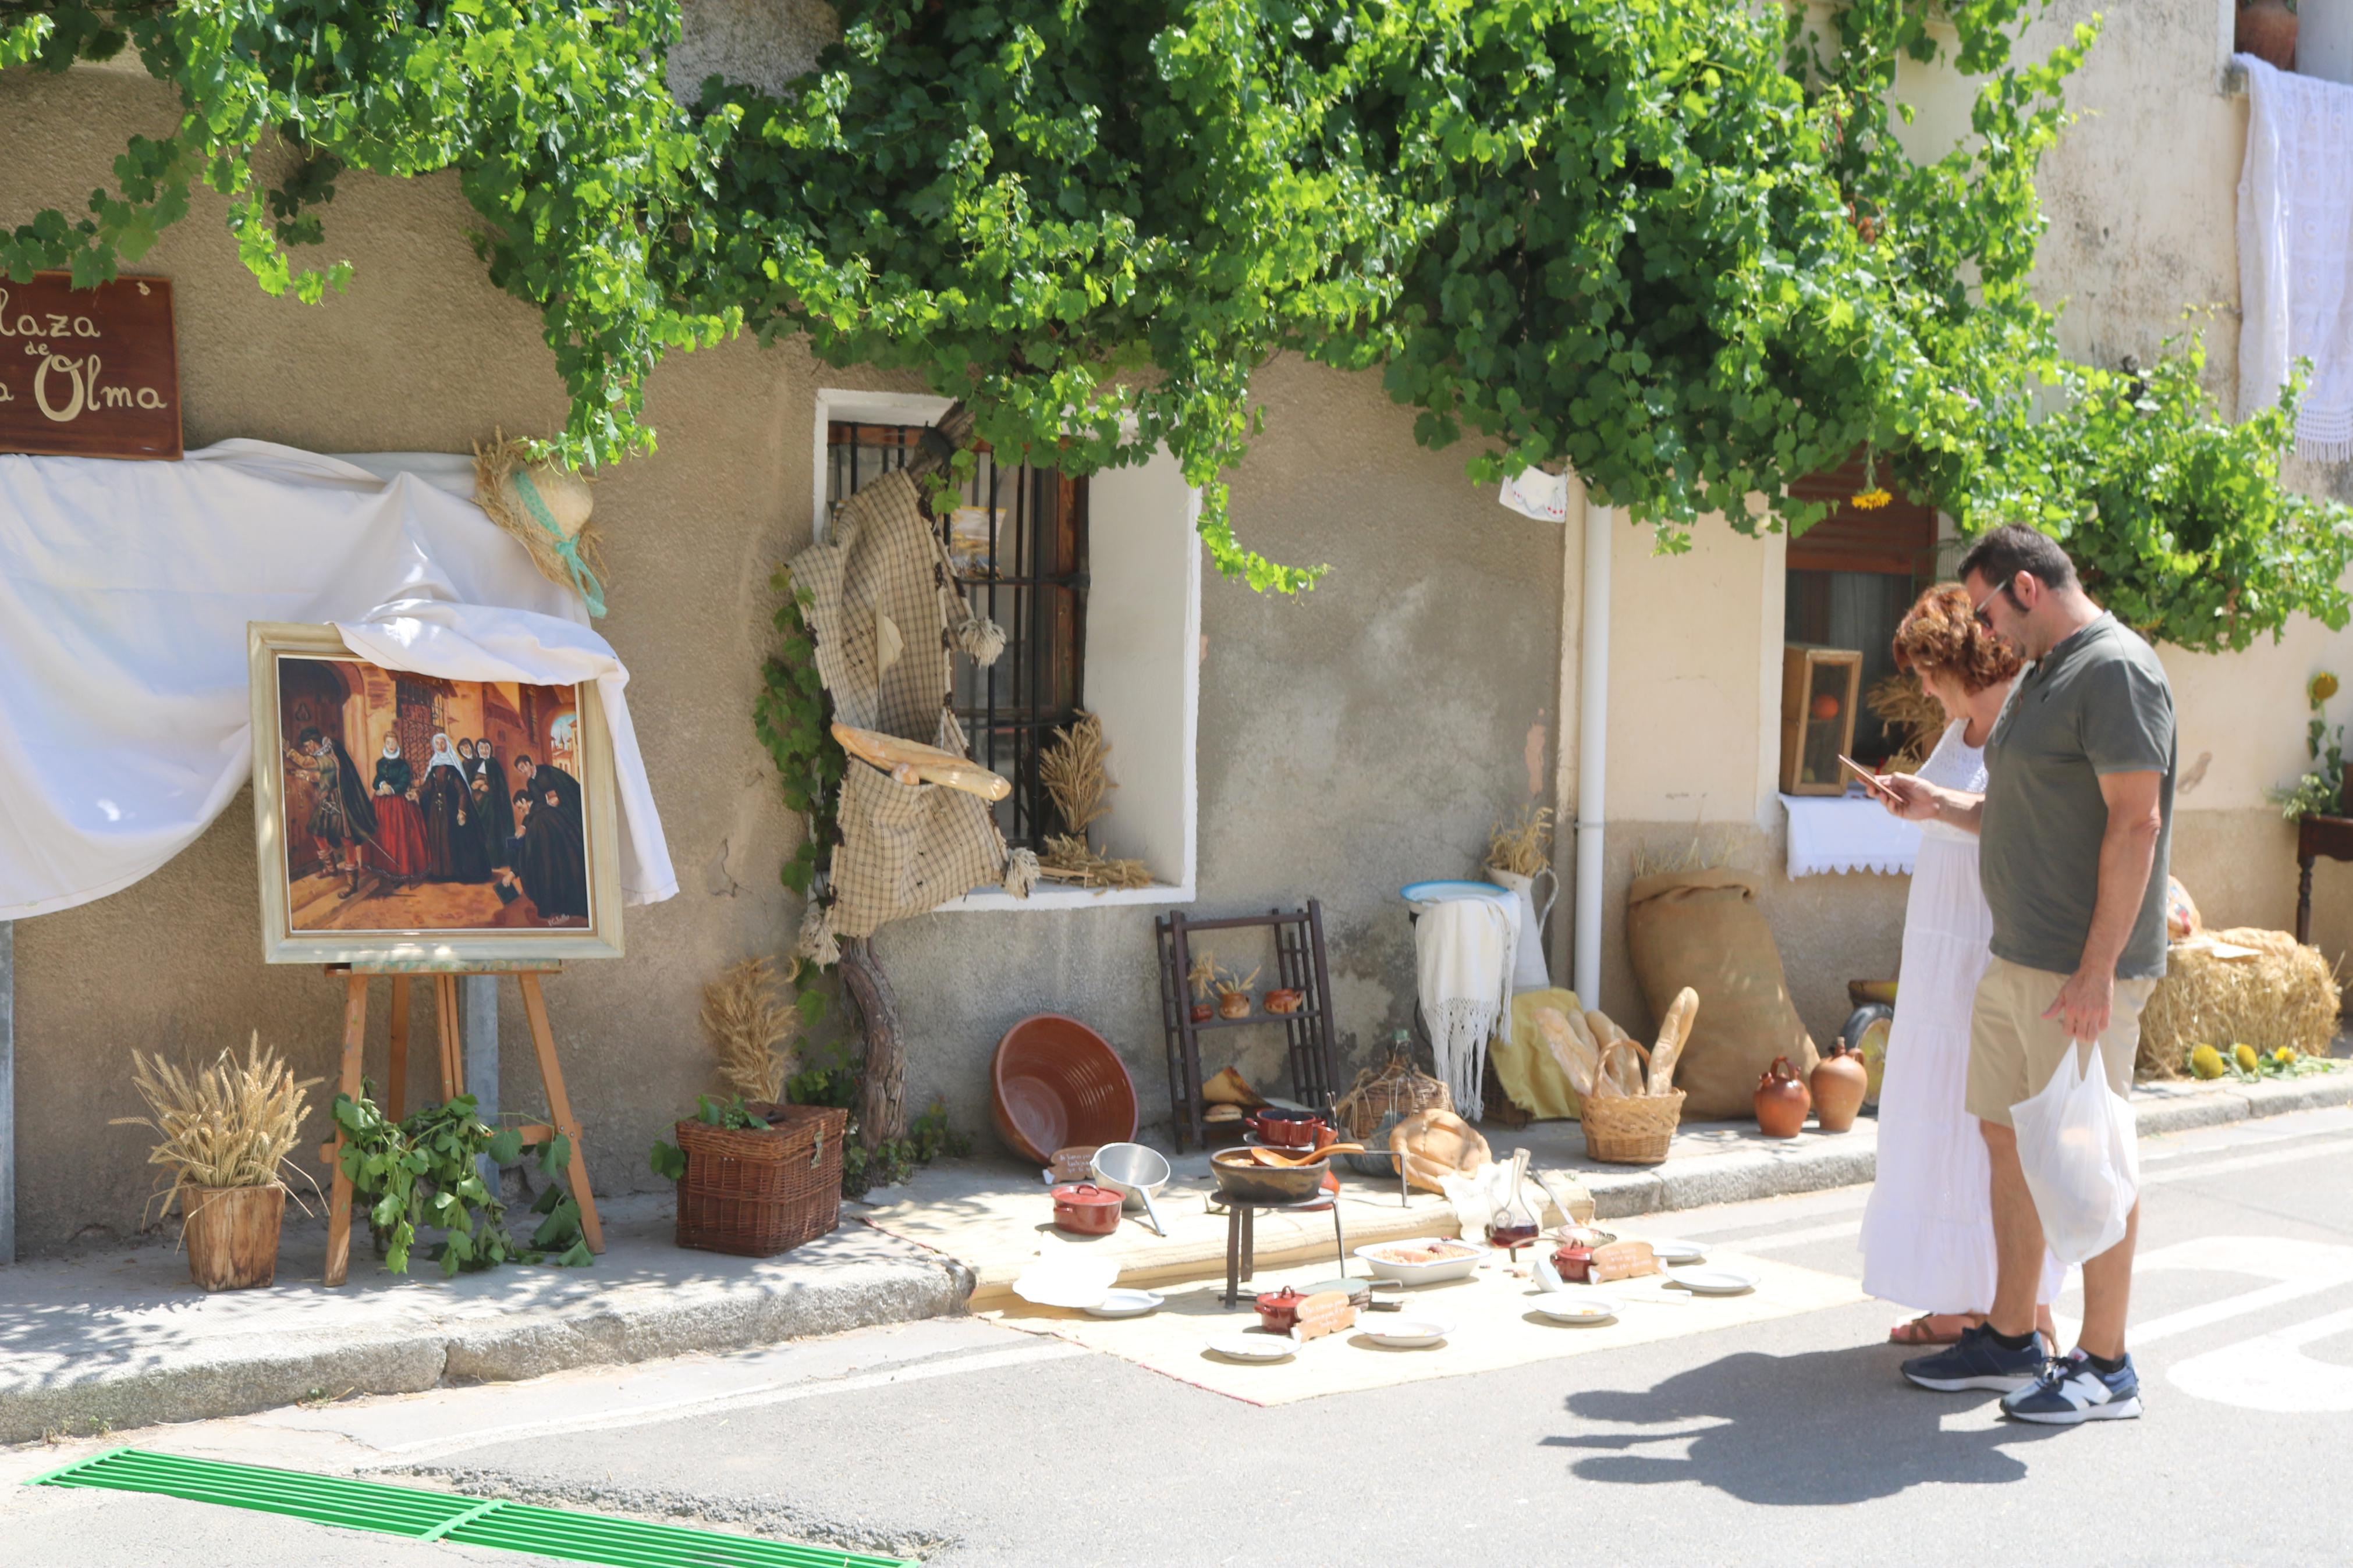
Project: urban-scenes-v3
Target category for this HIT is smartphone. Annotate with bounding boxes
[1838,753,1901,803]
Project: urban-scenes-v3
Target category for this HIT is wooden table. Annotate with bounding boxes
[2295,813,2353,944]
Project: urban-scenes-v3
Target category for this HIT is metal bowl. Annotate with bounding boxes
[1211,1149,1329,1205]
[1089,1142,1172,1213]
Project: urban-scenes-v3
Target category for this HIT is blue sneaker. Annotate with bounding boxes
[1900,1323,2046,1393]
[2001,1349,2143,1424]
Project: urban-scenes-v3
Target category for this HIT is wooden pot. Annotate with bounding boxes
[2237,0,2298,70]
[182,1183,286,1290]
[1809,1043,1869,1133]
[1753,1056,1812,1140]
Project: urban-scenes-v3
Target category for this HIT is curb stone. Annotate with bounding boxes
[1583,1072,2352,1223]
[0,1215,973,1445]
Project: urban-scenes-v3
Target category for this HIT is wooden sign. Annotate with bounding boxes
[0,272,180,460]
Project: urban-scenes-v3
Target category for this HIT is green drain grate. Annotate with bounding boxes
[27,1447,914,1567]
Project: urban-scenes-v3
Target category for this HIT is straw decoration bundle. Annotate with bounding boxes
[1486,805,1553,877]
[701,957,803,1103]
[2138,928,2340,1078]
[111,1034,320,1214]
[1868,671,1949,773]
[1035,710,1151,890]
[474,431,611,617]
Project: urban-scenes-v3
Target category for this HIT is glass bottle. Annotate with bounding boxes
[1486,1146,1542,1258]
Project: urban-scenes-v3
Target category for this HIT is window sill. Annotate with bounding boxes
[937,879,1192,912]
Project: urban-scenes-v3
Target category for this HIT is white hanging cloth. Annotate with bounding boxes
[0,439,678,920]
[1413,894,1516,1121]
[2236,54,2353,460]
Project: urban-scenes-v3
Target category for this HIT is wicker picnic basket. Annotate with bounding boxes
[1332,1054,1451,1140]
[1578,1039,1683,1165]
[673,1101,847,1257]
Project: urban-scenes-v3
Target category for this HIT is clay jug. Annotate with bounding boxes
[1754,1055,1811,1139]
[1809,1041,1869,1133]
[2237,0,2298,70]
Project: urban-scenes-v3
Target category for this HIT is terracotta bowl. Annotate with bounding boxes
[991,1014,1138,1165]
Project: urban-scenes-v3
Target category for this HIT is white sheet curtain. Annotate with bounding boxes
[0,439,677,920]
[2237,54,2353,460]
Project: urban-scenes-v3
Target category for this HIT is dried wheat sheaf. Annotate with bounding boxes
[112,1034,320,1214]
[701,956,801,1103]
[1037,710,1152,890]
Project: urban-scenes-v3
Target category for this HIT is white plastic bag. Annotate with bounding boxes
[2008,1040,2139,1265]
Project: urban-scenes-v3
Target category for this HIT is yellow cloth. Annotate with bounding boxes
[1491,988,1584,1120]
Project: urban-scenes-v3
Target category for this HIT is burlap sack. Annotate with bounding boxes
[1626,868,1816,1119]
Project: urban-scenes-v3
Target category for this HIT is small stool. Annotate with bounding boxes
[1219,1192,1350,1307]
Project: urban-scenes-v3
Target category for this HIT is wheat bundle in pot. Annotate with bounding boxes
[2138,927,2339,1078]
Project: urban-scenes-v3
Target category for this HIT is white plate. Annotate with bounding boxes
[1207,1332,1296,1362]
[1083,1289,1165,1319]
[1531,1293,1619,1324]
[1010,1256,1122,1310]
[1360,1318,1452,1349]
[1667,1267,1756,1296]
[1645,1239,1707,1265]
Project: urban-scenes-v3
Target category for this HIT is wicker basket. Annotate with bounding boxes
[1579,1040,1684,1165]
[673,1101,847,1257]
[1332,1055,1451,1141]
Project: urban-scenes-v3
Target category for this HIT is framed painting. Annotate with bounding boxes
[247,623,624,963]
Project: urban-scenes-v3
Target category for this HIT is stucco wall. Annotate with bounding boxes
[0,67,1563,1254]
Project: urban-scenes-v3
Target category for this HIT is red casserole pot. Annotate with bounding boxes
[1050,1182,1126,1236]
[1255,1288,1305,1334]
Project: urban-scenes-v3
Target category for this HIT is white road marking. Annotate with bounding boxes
[363,1340,1091,1463]
[2169,1303,2353,1413]
[2130,1236,2353,1349]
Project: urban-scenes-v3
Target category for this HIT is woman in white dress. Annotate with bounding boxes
[1860,584,2060,1346]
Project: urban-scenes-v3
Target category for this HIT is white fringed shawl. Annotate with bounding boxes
[1413,895,1517,1122]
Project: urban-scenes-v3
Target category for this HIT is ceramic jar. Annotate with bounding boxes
[1754,1055,1812,1139]
[1810,1041,1869,1133]
[1218,992,1252,1019]
[2237,0,2298,70]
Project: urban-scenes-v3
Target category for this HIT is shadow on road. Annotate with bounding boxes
[1541,1343,2060,1504]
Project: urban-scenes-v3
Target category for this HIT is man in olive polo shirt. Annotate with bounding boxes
[1878,524,2174,1425]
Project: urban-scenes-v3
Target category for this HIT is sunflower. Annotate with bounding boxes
[2233,1043,2260,1074]
[2188,1044,2226,1080]
[1852,488,1893,510]
[2312,672,2340,706]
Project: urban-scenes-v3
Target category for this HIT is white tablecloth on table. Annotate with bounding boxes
[1780,792,1921,879]
[0,439,677,920]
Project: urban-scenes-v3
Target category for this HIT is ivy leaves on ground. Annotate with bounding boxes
[331,1090,591,1277]
[5,1,2349,643]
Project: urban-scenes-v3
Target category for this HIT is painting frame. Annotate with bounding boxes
[247,621,625,964]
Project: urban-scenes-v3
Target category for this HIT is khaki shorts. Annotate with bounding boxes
[1967,955,2155,1128]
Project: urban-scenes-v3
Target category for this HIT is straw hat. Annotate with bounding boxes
[473,432,610,616]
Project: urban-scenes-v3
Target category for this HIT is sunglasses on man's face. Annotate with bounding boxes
[1970,581,2022,628]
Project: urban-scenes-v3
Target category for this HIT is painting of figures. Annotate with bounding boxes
[249,623,622,961]
[275,654,592,933]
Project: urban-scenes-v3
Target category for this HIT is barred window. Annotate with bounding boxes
[825,423,1088,849]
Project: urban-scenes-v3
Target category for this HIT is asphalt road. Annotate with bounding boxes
[6,1104,2350,1566]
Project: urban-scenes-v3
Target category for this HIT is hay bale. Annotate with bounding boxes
[2138,928,2340,1079]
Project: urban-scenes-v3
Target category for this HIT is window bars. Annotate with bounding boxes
[826,423,1088,849]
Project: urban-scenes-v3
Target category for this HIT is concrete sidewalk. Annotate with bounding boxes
[2,1071,2341,1443]
[0,1193,968,1444]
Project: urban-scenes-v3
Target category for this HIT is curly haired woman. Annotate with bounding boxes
[1860,584,2060,1348]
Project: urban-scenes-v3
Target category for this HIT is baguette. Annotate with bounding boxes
[1587,1011,1644,1095]
[1648,987,1699,1095]
[1535,1007,1598,1097]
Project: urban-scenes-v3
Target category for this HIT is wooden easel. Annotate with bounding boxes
[321,962,605,1286]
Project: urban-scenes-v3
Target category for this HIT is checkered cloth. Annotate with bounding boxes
[788,469,1030,957]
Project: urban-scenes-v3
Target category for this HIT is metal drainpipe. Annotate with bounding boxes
[1573,504,1611,1006]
